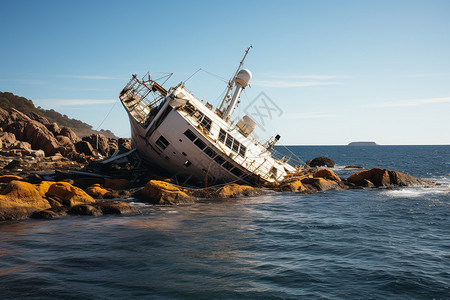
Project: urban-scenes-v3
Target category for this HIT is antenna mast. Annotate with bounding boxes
[218,45,252,116]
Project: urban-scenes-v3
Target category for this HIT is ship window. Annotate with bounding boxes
[184,160,192,167]
[223,161,234,170]
[184,103,196,116]
[155,135,170,151]
[239,145,246,157]
[204,147,216,158]
[214,155,225,165]
[219,129,226,143]
[231,168,243,176]
[270,167,278,176]
[184,129,197,141]
[200,116,212,132]
[232,140,240,152]
[225,135,233,148]
[194,111,203,122]
[194,138,206,150]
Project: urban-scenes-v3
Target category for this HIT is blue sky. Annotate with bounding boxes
[1,0,449,145]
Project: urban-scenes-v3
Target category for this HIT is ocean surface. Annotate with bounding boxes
[1,145,449,299]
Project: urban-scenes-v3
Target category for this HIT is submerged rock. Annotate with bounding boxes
[68,204,102,216]
[95,201,140,215]
[307,157,335,168]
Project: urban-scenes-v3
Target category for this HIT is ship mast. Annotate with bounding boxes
[218,45,252,118]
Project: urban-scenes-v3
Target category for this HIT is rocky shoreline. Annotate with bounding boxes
[0,107,436,222]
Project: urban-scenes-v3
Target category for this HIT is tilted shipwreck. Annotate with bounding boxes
[119,47,300,186]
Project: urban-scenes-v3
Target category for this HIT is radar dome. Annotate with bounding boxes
[235,69,252,88]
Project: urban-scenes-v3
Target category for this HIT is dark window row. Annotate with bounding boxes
[183,129,245,178]
[218,129,246,157]
[155,135,170,151]
[183,103,212,132]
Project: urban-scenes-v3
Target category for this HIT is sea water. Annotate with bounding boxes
[1,146,449,299]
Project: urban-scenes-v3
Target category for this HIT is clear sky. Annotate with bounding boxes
[1,0,449,145]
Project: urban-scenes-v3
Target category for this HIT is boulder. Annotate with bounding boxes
[118,138,132,152]
[8,108,31,123]
[68,204,102,216]
[82,134,109,156]
[313,169,341,181]
[11,141,32,151]
[301,177,341,192]
[140,180,193,204]
[0,180,51,220]
[307,157,335,168]
[30,209,67,219]
[35,181,56,197]
[347,168,429,187]
[56,135,77,157]
[217,183,264,198]
[0,132,16,147]
[75,141,94,156]
[85,184,113,198]
[95,201,140,215]
[108,138,119,155]
[46,122,61,136]
[59,127,79,143]
[26,111,50,125]
[278,180,306,192]
[46,182,95,207]
[5,120,61,156]
[0,107,10,127]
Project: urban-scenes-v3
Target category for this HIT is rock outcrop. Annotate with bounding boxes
[347,168,430,187]
[307,157,335,168]
[46,182,95,207]
[0,180,51,220]
[139,180,193,204]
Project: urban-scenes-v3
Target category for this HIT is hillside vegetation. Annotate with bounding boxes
[0,91,117,138]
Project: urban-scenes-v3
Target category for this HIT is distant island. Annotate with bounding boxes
[348,141,378,146]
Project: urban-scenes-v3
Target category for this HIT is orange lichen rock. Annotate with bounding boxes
[278,180,306,193]
[104,178,131,190]
[217,183,260,198]
[301,177,341,192]
[0,180,51,220]
[0,175,24,183]
[140,180,193,204]
[85,184,111,198]
[35,181,56,197]
[313,169,341,182]
[47,182,95,207]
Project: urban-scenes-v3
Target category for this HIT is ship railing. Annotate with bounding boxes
[119,73,167,127]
